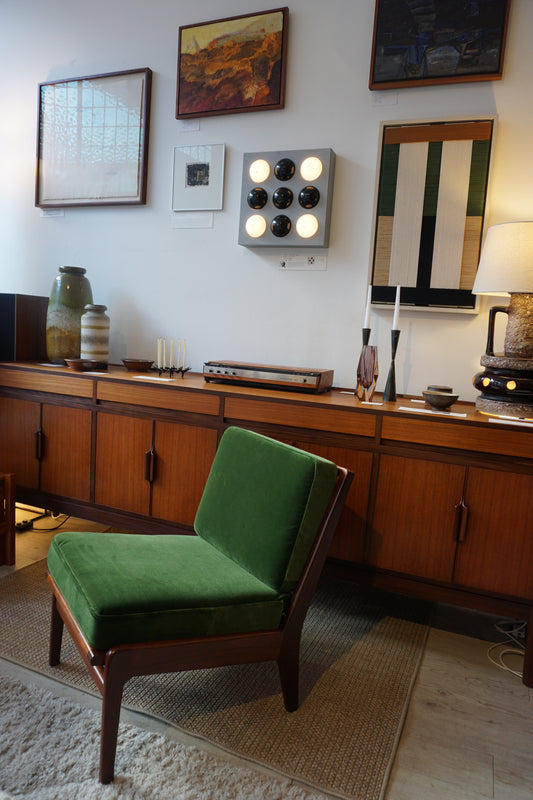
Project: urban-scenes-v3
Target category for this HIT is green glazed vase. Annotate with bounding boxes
[46,266,93,364]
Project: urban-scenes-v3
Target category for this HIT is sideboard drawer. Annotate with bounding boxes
[224,397,377,437]
[96,381,220,416]
[0,367,93,398]
[381,416,532,459]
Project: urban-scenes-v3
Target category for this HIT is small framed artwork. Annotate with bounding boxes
[36,68,152,207]
[369,117,496,312]
[171,144,225,211]
[176,7,289,119]
[369,0,511,90]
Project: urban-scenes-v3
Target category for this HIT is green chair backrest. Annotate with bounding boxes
[194,426,338,592]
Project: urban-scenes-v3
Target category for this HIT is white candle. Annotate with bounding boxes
[182,340,186,369]
[163,339,166,369]
[170,339,174,368]
[177,339,181,370]
[363,285,372,329]
[157,338,162,369]
[392,285,400,330]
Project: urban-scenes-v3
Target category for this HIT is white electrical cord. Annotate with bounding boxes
[487,620,526,678]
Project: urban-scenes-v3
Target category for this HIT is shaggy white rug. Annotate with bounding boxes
[0,674,328,800]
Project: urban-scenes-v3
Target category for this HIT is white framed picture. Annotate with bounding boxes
[171,144,225,211]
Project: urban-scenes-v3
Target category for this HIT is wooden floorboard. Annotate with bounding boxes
[386,629,532,799]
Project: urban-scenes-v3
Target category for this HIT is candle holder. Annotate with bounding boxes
[355,328,378,402]
[383,329,400,402]
[157,365,191,379]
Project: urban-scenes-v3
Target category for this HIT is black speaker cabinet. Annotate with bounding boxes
[0,294,49,362]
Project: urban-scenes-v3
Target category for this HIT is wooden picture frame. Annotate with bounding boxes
[176,8,289,119]
[369,0,511,91]
[36,68,152,207]
[369,117,496,312]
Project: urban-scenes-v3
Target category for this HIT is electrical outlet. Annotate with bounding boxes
[279,255,327,271]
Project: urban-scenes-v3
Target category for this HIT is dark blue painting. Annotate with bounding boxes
[369,0,511,89]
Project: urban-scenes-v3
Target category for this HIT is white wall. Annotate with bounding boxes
[1,0,532,399]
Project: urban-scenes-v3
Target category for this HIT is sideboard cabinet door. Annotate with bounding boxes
[94,412,152,515]
[40,404,92,501]
[368,454,465,582]
[151,421,217,527]
[454,467,533,601]
[0,396,40,489]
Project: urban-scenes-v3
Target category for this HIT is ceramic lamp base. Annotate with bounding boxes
[475,396,533,421]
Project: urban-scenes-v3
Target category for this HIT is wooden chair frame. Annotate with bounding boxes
[47,465,352,783]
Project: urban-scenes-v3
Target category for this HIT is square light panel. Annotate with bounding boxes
[238,148,335,247]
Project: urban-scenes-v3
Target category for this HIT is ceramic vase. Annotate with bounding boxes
[356,345,378,402]
[80,304,110,369]
[46,266,93,364]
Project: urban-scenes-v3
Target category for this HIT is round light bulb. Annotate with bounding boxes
[245,214,267,238]
[300,156,323,181]
[296,214,319,239]
[249,159,270,183]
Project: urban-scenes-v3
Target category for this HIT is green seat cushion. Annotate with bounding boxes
[47,532,285,651]
[195,427,338,592]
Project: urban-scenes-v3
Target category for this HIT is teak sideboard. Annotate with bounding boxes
[1,362,532,685]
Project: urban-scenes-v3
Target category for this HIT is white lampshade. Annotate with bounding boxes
[473,221,533,296]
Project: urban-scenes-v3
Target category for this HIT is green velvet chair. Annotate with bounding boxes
[47,426,352,783]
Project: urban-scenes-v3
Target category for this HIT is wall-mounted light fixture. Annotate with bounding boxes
[238,148,335,247]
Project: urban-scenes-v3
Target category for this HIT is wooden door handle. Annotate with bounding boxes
[34,429,43,460]
[454,499,469,542]
[144,448,155,483]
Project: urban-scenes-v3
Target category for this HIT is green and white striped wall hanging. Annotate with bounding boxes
[370,117,495,312]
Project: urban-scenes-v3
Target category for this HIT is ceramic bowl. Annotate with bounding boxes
[65,358,96,371]
[122,358,154,372]
[422,390,459,410]
[426,385,453,394]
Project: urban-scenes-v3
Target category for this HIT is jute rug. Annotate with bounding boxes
[0,561,430,800]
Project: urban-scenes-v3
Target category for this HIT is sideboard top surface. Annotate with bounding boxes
[1,362,532,459]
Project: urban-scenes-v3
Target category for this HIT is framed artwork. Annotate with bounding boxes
[369,0,511,90]
[176,8,289,119]
[171,144,225,211]
[369,117,496,312]
[36,68,152,207]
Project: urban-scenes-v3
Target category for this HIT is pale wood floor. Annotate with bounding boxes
[1,509,532,799]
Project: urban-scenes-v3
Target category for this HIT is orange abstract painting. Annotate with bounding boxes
[176,8,288,119]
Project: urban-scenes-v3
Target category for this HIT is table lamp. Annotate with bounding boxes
[472,221,533,419]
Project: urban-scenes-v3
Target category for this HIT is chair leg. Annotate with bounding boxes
[277,636,300,712]
[49,595,64,666]
[99,653,129,784]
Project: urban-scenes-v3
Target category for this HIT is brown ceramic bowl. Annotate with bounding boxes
[122,358,154,372]
[65,358,95,371]
[422,390,459,410]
